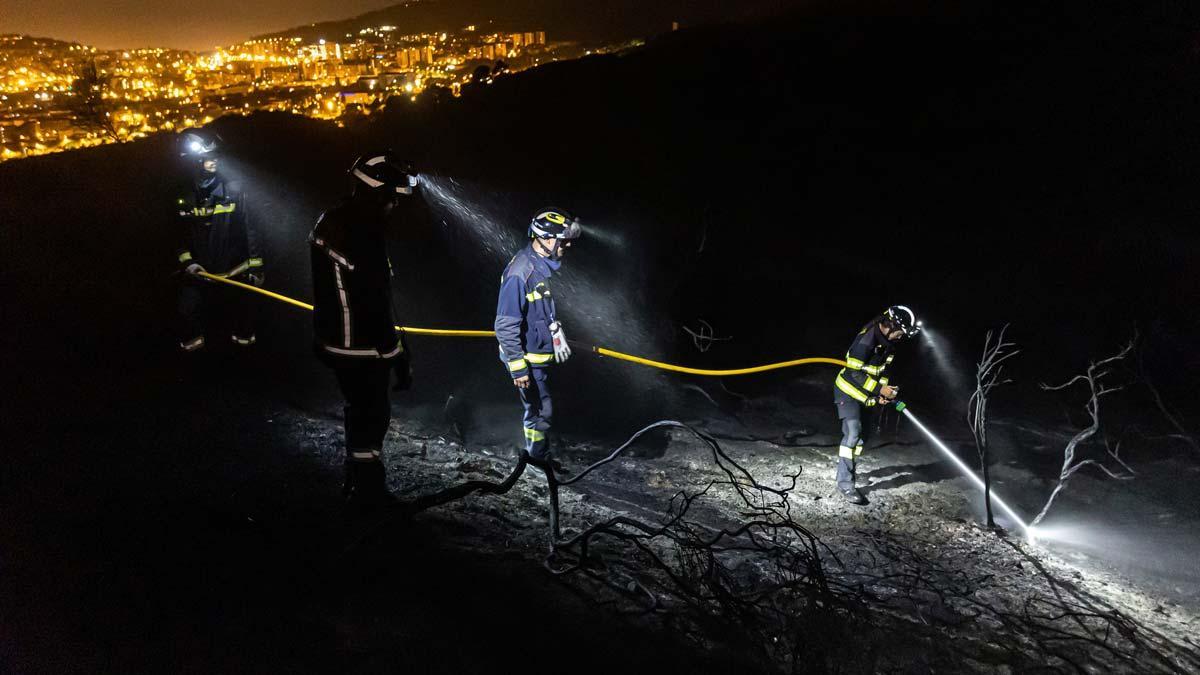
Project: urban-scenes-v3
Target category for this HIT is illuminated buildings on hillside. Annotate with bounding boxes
[1,26,622,161]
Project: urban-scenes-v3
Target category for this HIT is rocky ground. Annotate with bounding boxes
[275,386,1200,674]
[5,326,1197,673]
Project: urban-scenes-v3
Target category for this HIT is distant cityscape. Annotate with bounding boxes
[0,25,642,162]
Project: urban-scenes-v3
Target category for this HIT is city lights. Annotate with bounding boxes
[1,26,620,162]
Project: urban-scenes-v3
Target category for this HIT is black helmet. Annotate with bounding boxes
[529,207,582,241]
[884,305,922,338]
[349,151,418,195]
[178,128,222,158]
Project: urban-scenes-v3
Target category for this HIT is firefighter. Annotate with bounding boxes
[832,305,922,504]
[310,151,417,504]
[495,208,582,475]
[174,129,263,351]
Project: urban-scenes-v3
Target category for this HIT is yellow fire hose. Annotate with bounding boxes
[198,271,847,374]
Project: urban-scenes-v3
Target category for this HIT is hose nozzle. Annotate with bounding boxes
[894,401,907,412]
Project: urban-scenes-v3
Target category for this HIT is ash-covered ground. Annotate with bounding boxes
[243,361,1200,673]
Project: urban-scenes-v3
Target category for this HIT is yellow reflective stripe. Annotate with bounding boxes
[525,353,554,364]
[886,355,894,364]
[178,251,193,263]
[862,364,883,376]
[525,282,550,302]
[215,259,262,279]
[507,358,528,372]
[839,445,855,459]
[223,261,251,278]
[189,203,235,216]
[864,376,878,392]
[854,444,864,457]
[835,372,870,404]
[524,428,545,442]
[845,355,865,370]
[879,377,889,386]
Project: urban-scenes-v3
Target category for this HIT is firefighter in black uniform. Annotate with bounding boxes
[174,129,263,351]
[832,305,921,504]
[310,151,417,504]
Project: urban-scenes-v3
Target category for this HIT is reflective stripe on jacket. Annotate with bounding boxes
[309,200,404,363]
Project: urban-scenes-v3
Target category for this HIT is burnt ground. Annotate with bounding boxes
[2,276,1198,674]
[0,339,740,674]
[370,381,1200,672]
[1,235,1198,674]
[10,301,1197,673]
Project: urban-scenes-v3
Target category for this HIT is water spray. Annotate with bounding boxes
[894,401,1035,541]
[420,174,520,263]
[919,326,972,397]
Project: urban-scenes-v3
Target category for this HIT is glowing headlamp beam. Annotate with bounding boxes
[898,405,1033,539]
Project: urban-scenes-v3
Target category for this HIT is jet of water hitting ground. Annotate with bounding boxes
[900,405,1034,540]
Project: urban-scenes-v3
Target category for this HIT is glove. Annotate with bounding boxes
[392,352,413,391]
[550,321,571,363]
[247,272,265,287]
[185,263,206,275]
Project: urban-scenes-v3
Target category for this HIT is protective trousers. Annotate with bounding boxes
[517,366,553,459]
[334,362,392,464]
[177,273,256,349]
[835,395,866,492]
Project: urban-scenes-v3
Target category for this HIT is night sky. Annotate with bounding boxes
[0,0,397,51]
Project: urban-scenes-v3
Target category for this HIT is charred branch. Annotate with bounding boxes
[967,324,1019,528]
[1032,340,1136,527]
[348,417,1198,672]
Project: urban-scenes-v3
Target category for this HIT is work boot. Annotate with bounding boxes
[839,486,869,506]
[343,460,394,508]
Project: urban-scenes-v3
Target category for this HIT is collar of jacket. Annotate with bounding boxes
[527,242,562,273]
[194,173,224,201]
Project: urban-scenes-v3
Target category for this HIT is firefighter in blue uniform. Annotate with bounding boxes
[174,129,263,351]
[833,305,921,504]
[495,208,582,473]
[310,151,417,504]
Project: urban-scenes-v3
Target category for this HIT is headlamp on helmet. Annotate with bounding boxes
[529,208,582,241]
[178,129,221,158]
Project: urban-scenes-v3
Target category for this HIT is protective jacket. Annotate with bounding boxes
[495,243,559,378]
[309,199,405,363]
[175,173,262,277]
[834,322,895,407]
